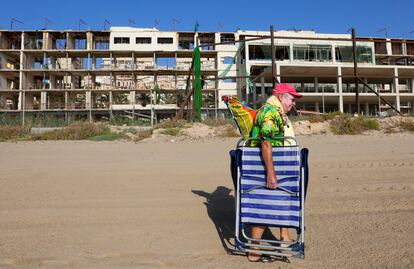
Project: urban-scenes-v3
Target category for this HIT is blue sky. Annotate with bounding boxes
[1,0,413,38]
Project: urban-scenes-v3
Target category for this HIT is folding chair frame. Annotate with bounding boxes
[234,137,306,259]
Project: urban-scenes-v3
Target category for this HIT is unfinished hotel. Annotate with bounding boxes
[1,26,414,123]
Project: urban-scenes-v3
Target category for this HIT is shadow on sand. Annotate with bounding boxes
[192,186,279,256]
[192,186,236,253]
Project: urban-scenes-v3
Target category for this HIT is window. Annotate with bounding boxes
[249,45,290,60]
[276,46,289,60]
[157,37,173,44]
[335,46,353,62]
[178,34,195,49]
[223,78,236,83]
[293,45,332,62]
[114,37,130,44]
[223,57,235,64]
[156,57,176,69]
[220,34,235,44]
[136,37,151,44]
[178,40,194,49]
[335,46,372,63]
[357,46,373,63]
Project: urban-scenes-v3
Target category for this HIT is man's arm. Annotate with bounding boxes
[262,140,277,189]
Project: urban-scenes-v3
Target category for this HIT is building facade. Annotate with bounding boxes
[0,27,413,122]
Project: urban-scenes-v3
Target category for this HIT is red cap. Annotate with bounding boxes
[272,83,303,98]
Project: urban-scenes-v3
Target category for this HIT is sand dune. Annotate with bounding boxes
[0,134,413,268]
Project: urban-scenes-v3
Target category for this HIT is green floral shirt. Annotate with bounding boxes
[250,103,285,147]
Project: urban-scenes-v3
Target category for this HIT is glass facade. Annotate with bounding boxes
[335,46,373,63]
[293,45,332,62]
[248,45,290,61]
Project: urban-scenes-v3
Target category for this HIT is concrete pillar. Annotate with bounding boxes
[314,77,318,92]
[87,32,93,50]
[244,41,250,99]
[386,39,392,55]
[365,103,369,116]
[0,53,5,69]
[411,79,414,94]
[18,91,24,110]
[130,90,135,105]
[70,75,75,89]
[371,44,376,65]
[348,103,352,113]
[65,91,68,109]
[68,32,75,50]
[41,91,47,110]
[85,91,91,109]
[0,71,5,88]
[261,76,265,102]
[276,63,281,83]
[42,32,48,50]
[50,75,56,89]
[47,32,53,50]
[113,75,117,89]
[109,91,113,110]
[364,78,368,93]
[18,33,26,112]
[337,66,344,113]
[194,33,198,48]
[394,68,400,111]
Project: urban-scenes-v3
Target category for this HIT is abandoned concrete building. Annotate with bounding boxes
[0,26,413,122]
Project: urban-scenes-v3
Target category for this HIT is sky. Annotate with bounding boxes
[1,0,413,38]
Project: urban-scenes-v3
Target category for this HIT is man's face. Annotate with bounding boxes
[280,94,296,113]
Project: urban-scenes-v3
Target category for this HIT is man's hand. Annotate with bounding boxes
[266,176,277,189]
[262,140,277,190]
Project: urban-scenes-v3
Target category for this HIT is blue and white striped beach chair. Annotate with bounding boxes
[233,137,308,259]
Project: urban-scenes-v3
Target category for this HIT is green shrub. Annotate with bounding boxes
[156,119,188,129]
[160,127,182,136]
[134,129,153,142]
[89,132,128,141]
[0,126,31,141]
[365,118,380,130]
[330,116,379,135]
[30,123,107,140]
[323,111,343,120]
[24,114,67,127]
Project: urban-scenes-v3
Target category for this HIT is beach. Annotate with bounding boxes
[0,134,413,268]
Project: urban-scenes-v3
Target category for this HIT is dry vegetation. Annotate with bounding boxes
[329,115,380,135]
[0,126,31,141]
[0,115,413,142]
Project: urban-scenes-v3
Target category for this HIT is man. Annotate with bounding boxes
[248,83,302,262]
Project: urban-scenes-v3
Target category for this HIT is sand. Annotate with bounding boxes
[0,134,413,269]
